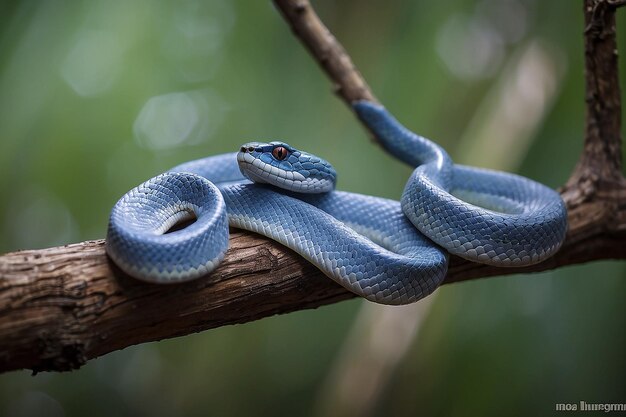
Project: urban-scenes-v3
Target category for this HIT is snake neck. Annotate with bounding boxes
[353,101,453,189]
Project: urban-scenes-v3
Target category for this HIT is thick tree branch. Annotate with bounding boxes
[1,197,625,374]
[0,0,624,373]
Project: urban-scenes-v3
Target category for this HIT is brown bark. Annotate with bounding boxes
[273,0,377,105]
[0,0,624,373]
[564,0,625,199]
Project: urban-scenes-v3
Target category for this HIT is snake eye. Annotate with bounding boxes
[272,146,288,161]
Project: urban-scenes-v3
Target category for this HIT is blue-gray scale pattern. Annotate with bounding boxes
[106,102,567,304]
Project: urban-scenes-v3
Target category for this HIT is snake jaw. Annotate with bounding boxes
[237,141,336,194]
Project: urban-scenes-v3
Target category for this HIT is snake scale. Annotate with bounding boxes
[106,102,568,305]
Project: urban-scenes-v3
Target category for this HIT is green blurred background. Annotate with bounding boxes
[0,1,624,416]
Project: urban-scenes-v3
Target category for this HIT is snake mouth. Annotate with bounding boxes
[237,151,306,187]
[237,151,335,194]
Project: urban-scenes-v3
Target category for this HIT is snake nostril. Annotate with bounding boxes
[248,147,255,152]
[240,146,246,153]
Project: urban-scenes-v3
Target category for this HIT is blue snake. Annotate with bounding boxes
[106,102,567,305]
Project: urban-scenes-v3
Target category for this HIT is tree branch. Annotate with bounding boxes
[564,0,624,197]
[0,0,624,373]
[1,196,625,375]
[272,0,377,105]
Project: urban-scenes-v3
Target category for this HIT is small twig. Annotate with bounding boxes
[273,0,377,105]
[607,0,626,8]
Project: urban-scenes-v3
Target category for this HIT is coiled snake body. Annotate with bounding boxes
[106,103,567,305]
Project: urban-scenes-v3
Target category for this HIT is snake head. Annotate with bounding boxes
[237,141,336,194]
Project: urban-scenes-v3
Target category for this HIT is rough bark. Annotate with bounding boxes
[564,0,625,196]
[0,0,624,373]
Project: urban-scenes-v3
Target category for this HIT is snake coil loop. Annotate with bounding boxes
[106,104,567,304]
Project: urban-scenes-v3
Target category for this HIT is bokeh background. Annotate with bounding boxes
[0,0,624,416]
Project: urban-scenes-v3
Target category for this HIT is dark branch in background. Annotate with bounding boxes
[566,0,624,190]
[273,0,377,104]
[0,0,624,373]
